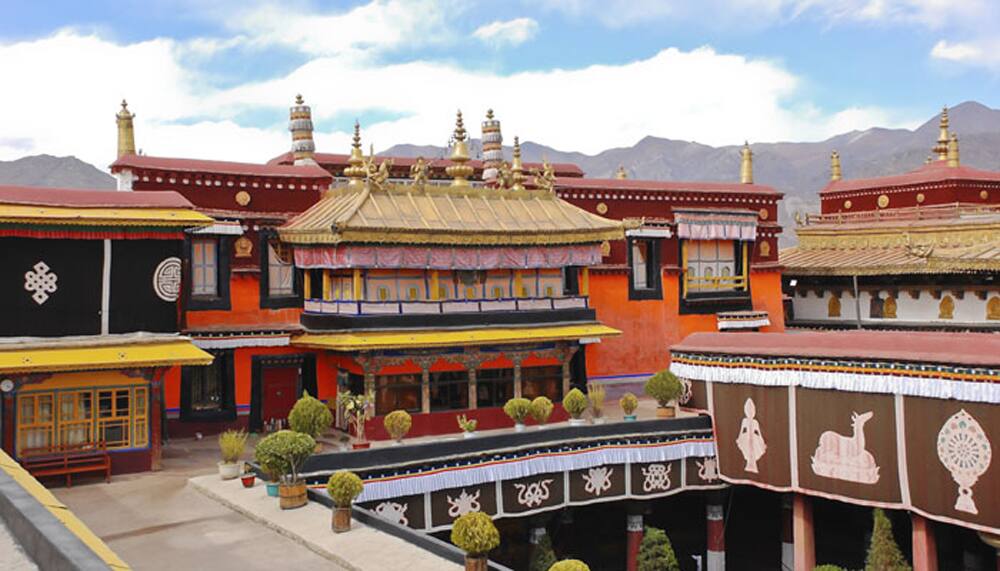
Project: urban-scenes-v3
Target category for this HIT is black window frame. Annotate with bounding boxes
[184,236,232,311]
[374,373,423,415]
[521,365,563,402]
[429,370,469,412]
[678,239,753,315]
[476,368,515,408]
[627,237,662,300]
[259,231,302,309]
[562,266,581,296]
[180,349,236,422]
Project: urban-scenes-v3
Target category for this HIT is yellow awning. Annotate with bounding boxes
[0,204,213,227]
[0,339,213,374]
[292,324,621,351]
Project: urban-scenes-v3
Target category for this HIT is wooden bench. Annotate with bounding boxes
[20,443,112,487]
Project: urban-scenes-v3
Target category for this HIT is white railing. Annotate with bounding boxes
[303,296,589,316]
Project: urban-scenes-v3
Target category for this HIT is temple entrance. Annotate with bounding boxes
[250,354,317,431]
[261,367,299,427]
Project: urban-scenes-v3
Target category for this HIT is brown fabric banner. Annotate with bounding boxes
[569,464,626,502]
[712,382,792,487]
[501,474,565,515]
[361,493,425,530]
[430,482,497,528]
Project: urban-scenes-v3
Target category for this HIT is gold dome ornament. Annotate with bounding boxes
[596,202,608,215]
[235,191,251,206]
[759,241,770,258]
[758,208,768,220]
[916,193,925,204]
[981,190,989,200]
[234,236,253,258]
[446,110,474,186]
[600,240,611,257]
[877,194,889,209]
[843,200,852,210]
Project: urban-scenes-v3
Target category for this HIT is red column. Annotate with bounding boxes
[706,501,725,571]
[911,514,938,571]
[782,494,794,571]
[793,494,815,571]
[626,513,643,571]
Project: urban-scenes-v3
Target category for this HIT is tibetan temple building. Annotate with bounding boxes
[782,107,1000,330]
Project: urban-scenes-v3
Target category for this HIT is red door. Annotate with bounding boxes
[262,367,299,426]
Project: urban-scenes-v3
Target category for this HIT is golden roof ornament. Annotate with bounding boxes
[511,136,526,191]
[615,165,628,179]
[947,133,960,168]
[410,156,430,187]
[116,99,136,158]
[446,110,474,186]
[933,106,950,161]
[289,94,316,164]
[740,141,753,184]
[830,150,842,181]
[533,158,556,193]
[344,120,367,186]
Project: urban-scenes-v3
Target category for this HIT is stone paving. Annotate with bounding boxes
[0,518,38,571]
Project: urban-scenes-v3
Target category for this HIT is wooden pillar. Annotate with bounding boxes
[514,270,524,298]
[626,512,643,571]
[303,270,312,299]
[681,241,689,298]
[793,494,816,571]
[467,368,478,410]
[430,270,440,300]
[580,267,590,296]
[421,367,431,414]
[741,241,749,290]
[781,494,794,571]
[2,388,15,456]
[512,354,524,399]
[911,514,938,571]
[322,270,331,301]
[706,496,725,571]
[150,368,164,471]
[560,344,578,397]
[352,268,363,300]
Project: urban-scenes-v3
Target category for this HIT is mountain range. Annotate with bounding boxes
[4,101,1000,246]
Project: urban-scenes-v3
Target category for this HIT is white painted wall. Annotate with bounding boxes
[791,288,1000,327]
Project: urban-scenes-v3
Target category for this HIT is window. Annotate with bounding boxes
[191,238,218,297]
[686,240,742,294]
[477,369,514,408]
[632,240,651,289]
[407,287,419,301]
[522,366,563,401]
[491,286,504,299]
[181,350,234,421]
[628,238,661,300]
[375,373,422,414]
[429,371,469,411]
[267,243,294,296]
[16,386,149,455]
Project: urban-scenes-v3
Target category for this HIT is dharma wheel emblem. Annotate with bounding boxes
[937,409,991,514]
[153,257,182,302]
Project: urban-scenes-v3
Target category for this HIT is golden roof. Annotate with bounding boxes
[279,181,624,246]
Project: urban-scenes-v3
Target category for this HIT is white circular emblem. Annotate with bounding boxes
[153,257,182,302]
[0,379,14,393]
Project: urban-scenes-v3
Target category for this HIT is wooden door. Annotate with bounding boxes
[261,367,299,426]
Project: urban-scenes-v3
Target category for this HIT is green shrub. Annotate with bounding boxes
[529,532,558,571]
[254,430,315,484]
[503,397,532,424]
[562,388,588,419]
[644,370,684,408]
[587,383,606,418]
[638,527,680,571]
[530,396,554,425]
[865,508,911,571]
[620,393,639,416]
[814,566,848,571]
[457,414,478,433]
[288,391,333,439]
[451,512,500,556]
[218,429,248,463]
[549,560,590,571]
[327,471,364,508]
[384,410,413,441]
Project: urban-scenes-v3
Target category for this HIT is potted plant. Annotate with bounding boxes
[327,470,364,533]
[384,410,413,444]
[549,561,591,571]
[865,508,910,571]
[644,370,684,419]
[254,430,316,510]
[562,388,588,426]
[218,429,248,480]
[638,526,680,571]
[338,389,375,449]
[620,392,639,421]
[240,463,256,488]
[503,397,532,432]
[587,383,607,424]
[530,396,554,429]
[289,391,333,452]
[457,414,478,438]
[451,511,500,571]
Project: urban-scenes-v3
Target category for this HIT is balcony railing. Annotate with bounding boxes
[685,274,748,292]
[303,295,589,316]
[806,202,1000,226]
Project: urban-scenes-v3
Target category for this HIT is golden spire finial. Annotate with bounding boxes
[511,136,525,191]
[830,150,842,182]
[116,99,136,158]
[947,133,960,167]
[289,94,316,164]
[615,164,628,180]
[446,109,474,186]
[295,94,304,105]
[933,106,950,161]
[739,141,753,184]
[344,120,367,186]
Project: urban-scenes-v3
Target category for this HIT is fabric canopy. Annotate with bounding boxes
[294,243,602,270]
[0,338,213,373]
[674,208,757,241]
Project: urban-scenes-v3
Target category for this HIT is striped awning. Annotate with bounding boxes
[674,208,757,241]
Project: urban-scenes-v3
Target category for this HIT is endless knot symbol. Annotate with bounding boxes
[446,489,481,518]
[641,463,672,492]
[514,479,553,507]
[582,467,614,496]
[24,261,58,305]
[153,257,182,302]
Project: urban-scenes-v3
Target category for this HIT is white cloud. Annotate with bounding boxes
[472,18,539,48]
[930,38,1000,69]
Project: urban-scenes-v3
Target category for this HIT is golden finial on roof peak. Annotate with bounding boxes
[933,106,950,161]
[295,94,304,105]
[352,120,362,149]
[447,109,473,186]
[344,120,367,185]
[453,109,468,142]
[511,136,525,191]
[486,108,494,120]
[947,132,960,168]
[116,99,136,158]
[740,141,753,184]
[830,150,842,182]
[615,165,628,179]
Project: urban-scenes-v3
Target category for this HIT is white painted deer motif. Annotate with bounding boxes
[811,411,880,484]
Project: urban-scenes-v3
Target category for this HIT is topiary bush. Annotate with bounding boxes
[620,393,639,416]
[254,430,315,484]
[530,396,554,425]
[219,429,248,463]
[549,560,590,571]
[865,508,911,571]
[451,512,500,556]
[529,532,558,571]
[288,391,333,440]
[327,471,364,508]
[503,397,532,425]
[384,410,413,441]
[644,370,684,408]
[638,526,680,571]
[562,388,588,419]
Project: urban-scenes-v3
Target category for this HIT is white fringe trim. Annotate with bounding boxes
[670,361,1000,404]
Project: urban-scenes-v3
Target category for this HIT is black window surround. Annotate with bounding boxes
[259,231,302,309]
[184,236,232,311]
[429,371,469,412]
[476,368,514,408]
[678,239,752,315]
[180,349,236,422]
[374,373,422,415]
[626,237,662,301]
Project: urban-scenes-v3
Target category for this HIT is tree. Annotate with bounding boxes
[637,527,680,571]
[865,509,912,571]
[530,532,558,571]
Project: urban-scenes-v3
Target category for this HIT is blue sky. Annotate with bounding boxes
[1,0,998,169]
